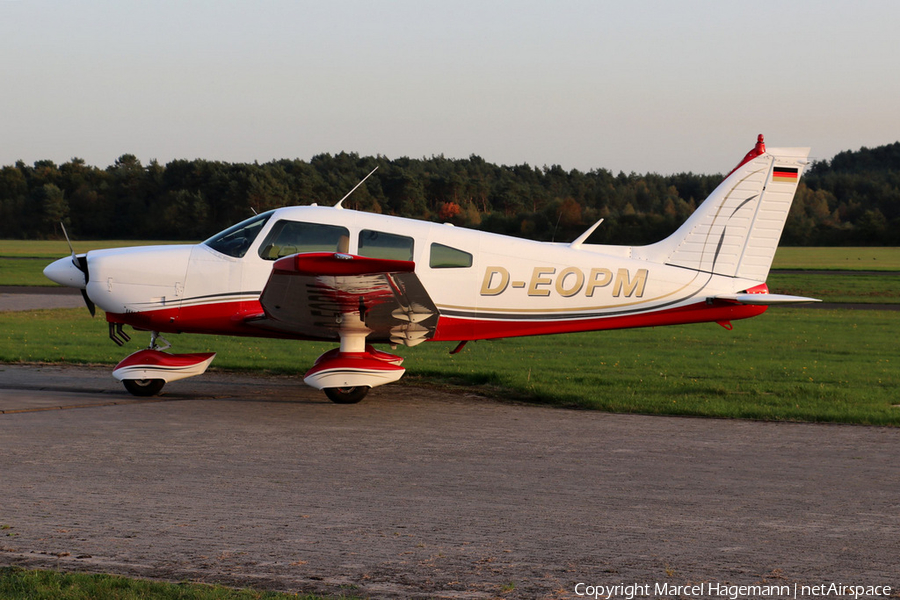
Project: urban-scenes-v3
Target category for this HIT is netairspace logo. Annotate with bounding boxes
[573,582,893,600]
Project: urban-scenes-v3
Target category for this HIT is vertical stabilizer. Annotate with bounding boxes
[639,136,809,282]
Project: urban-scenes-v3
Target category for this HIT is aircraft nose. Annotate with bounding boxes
[44,256,87,289]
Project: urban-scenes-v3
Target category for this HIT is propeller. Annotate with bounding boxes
[61,223,96,317]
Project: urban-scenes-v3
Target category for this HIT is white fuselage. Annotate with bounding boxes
[69,205,767,342]
[41,139,812,399]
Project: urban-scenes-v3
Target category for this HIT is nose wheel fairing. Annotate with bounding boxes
[113,349,216,396]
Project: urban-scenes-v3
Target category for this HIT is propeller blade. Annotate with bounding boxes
[75,254,89,283]
[60,222,83,276]
[62,224,95,317]
[74,256,95,317]
[80,289,96,317]
[61,222,75,257]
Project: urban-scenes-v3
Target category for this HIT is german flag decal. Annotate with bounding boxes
[772,166,799,183]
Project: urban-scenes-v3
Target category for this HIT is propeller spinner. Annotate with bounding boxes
[43,224,96,316]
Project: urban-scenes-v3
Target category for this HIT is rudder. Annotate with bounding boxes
[639,136,810,282]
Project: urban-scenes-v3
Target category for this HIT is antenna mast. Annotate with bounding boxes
[334,167,379,209]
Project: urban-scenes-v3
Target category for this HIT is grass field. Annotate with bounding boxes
[771,246,900,270]
[0,567,351,600]
[0,240,184,287]
[766,272,900,304]
[1,306,897,425]
[0,240,188,287]
[0,239,188,258]
[0,257,49,286]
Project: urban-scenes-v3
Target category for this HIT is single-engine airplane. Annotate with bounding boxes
[44,135,818,403]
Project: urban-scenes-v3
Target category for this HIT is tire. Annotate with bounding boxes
[123,378,165,397]
[324,386,369,404]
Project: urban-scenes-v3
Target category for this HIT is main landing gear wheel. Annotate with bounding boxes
[324,386,369,404]
[123,378,165,397]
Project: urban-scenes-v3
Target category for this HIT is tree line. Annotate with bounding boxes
[1,142,898,245]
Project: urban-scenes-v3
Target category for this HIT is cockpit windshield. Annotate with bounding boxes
[203,211,273,258]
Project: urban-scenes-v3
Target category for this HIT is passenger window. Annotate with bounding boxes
[430,243,473,268]
[358,230,414,261]
[258,220,350,260]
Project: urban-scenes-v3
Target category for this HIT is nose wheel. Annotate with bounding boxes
[324,386,369,404]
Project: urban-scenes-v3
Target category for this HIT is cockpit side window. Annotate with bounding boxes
[204,212,272,258]
[358,230,414,261]
[258,220,350,260]
[429,243,473,268]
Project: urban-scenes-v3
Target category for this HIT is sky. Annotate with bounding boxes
[2,0,899,174]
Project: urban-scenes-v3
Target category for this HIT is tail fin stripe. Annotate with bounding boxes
[713,229,727,268]
[729,194,758,218]
[638,141,809,284]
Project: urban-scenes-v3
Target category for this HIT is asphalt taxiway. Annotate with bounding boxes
[1,364,898,598]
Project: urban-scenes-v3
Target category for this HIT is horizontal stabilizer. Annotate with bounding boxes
[713,293,821,305]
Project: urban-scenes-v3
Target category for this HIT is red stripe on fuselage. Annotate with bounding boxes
[108,299,767,342]
[430,301,767,341]
[106,300,311,340]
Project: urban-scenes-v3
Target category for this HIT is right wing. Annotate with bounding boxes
[247,252,439,346]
